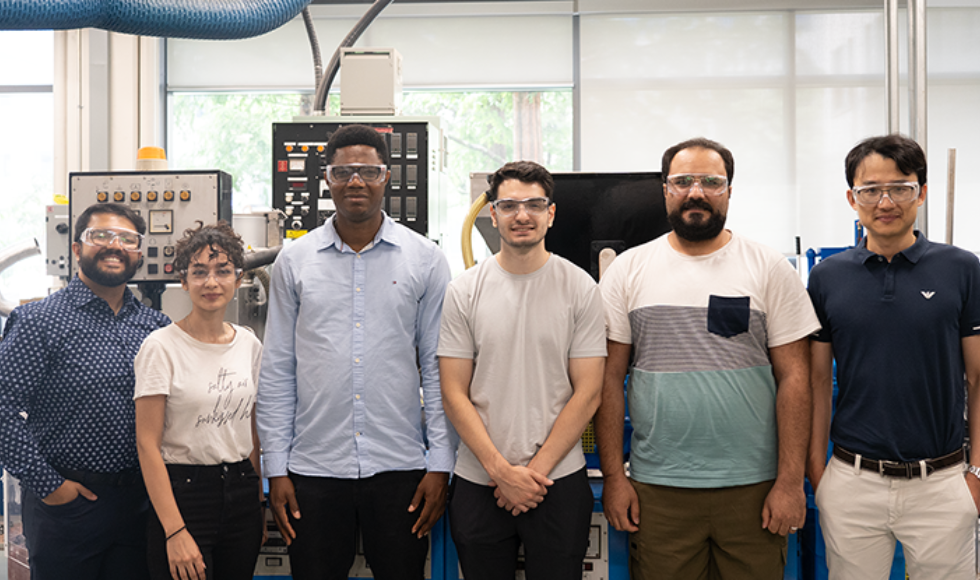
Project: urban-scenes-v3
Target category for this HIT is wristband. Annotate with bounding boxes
[967,465,980,480]
[166,525,187,541]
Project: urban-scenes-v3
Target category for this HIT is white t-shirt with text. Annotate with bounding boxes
[134,323,262,465]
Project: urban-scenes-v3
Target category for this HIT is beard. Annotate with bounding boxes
[77,248,139,287]
[667,197,727,242]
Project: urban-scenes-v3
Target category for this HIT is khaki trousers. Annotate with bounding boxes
[815,455,976,580]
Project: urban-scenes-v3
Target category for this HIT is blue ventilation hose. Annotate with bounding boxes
[0,0,312,40]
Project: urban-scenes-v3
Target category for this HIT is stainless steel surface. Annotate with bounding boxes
[908,0,928,235]
[885,0,900,133]
[946,148,956,245]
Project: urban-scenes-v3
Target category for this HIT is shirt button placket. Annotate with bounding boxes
[883,262,896,301]
[352,252,367,468]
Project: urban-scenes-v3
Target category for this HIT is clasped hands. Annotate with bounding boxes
[488,463,554,516]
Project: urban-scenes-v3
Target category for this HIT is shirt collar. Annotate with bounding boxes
[65,275,139,313]
[854,230,927,265]
[317,212,402,253]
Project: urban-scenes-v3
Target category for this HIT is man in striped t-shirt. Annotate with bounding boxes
[595,137,820,580]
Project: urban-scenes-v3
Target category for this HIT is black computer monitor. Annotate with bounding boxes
[546,172,669,280]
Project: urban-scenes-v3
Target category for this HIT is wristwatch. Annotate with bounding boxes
[968,465,980,480]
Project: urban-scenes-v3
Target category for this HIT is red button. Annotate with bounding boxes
[164,263,174,274]
[278,160,288,172]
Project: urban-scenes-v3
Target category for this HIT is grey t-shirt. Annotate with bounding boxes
[438,254,607,484]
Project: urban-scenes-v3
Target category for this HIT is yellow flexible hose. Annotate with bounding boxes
[461,192,488,269]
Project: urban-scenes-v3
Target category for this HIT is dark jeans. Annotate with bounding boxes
[449,468,594,580]
[147,459,264,580]
[286,470,428,580]
[22,478,151,580]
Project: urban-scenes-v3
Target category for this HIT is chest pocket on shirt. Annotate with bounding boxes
[707,295,750,338]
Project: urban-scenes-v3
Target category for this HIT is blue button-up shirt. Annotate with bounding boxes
[257,214,457,479]
[0,276,171,497]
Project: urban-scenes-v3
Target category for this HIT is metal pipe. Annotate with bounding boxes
[946,148,956,245]
[243,246,282,271]
[908,0,928,234]
[0,240,42,317]
[884,0,900,133]
[572,13,581,171]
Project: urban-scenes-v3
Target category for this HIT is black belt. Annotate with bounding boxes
[166,458,253,481]
[54,466,142,487]
[833,446,964,479]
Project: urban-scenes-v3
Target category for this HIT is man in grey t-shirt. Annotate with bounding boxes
[438,160,606,580]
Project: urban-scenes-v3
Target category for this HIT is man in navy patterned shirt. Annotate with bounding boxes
[0,203,170,580]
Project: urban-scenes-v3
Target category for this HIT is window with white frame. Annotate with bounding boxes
[0,30,54,305]
[167,6,576,269]
[580,6,980,254]
[166,3,980,260]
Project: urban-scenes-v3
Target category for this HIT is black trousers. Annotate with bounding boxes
[146,459,264,580]
[286,470,429,580]
[449,468,594,580]
[22,478,151,580]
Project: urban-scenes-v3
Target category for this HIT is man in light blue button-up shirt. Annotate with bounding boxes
[257,124,457,580]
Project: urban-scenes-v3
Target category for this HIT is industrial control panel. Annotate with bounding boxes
[272,117,446,241]
[45,204,70,278]
[69,170,233,283]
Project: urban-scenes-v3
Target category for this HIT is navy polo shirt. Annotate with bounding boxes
[808,233,980,462]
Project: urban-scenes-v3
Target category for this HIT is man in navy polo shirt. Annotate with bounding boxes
[807,134,980,579]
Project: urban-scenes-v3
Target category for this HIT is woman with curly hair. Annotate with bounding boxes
[134,221,264,580]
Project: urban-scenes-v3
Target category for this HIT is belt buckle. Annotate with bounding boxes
[878,460,913,479]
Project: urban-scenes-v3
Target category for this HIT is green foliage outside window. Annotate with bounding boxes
[168,90,573,215]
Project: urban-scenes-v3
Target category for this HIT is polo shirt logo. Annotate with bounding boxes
[921,291,936,299]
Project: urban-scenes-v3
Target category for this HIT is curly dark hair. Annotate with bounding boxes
[325,123,390,166]
[173,221,245,275]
